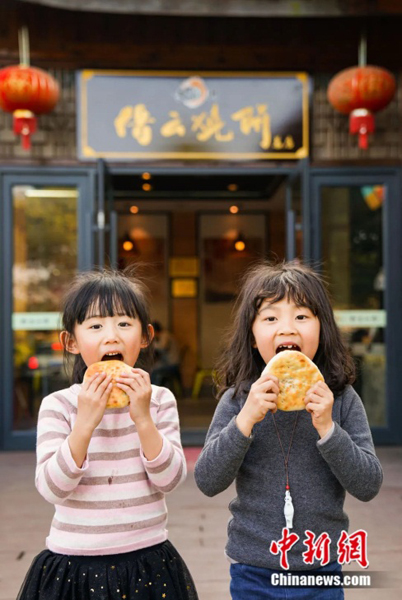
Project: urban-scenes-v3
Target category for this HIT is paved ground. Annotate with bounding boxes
[0,447,401,600]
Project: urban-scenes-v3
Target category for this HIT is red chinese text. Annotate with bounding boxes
[270,528,300,570]
[337,529,369,569]
[302,530,332,566]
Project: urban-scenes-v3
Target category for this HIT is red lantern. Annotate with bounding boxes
[0,65,59,149]
[327,66,396,149]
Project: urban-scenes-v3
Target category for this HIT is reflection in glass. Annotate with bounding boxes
[203,235,263,303]
[200,214,266,372]
[13,186,78,430]
[117,214,168,326]
[321,186,386,426]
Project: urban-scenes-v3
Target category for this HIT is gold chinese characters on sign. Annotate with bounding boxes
[114,102,295,151]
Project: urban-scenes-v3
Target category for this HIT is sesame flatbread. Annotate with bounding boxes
[262,350,324,411]
[84,360,133,409]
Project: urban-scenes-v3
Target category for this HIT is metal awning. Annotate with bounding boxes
[16,0,399,17]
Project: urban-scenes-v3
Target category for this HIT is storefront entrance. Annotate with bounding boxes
[1,164,401,449]
[109,169,298,442]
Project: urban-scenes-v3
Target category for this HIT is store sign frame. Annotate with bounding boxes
[76,70,309,161]
[12,312,62,331]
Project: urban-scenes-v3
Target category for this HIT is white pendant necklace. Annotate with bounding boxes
[284,489,294,529]
[272,412,300,529]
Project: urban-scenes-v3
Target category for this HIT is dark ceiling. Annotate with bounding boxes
[111,173,288,199]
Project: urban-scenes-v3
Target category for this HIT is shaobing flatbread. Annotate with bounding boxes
[262,350,324,411]
[84,360,133,409]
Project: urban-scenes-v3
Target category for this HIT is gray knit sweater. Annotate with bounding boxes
[194,384,383,571]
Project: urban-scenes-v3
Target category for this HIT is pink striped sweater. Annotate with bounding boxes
[35,383,186,556]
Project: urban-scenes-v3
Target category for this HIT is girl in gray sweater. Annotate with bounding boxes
[195,261,382,600]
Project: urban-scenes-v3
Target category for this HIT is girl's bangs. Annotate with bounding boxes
[77,280,139,323]
[255,271,319,315]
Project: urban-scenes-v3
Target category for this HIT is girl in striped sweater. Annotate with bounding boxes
[17,268,198,600]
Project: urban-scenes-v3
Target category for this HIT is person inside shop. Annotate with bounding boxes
[150,320,182,392]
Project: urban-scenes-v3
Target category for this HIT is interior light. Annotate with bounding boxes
[227,183,239,192]
[234,233,246,252]
[230,205,239,214]
[130,205,139,214]
[142,172,152,180]
[123,240,134,251]
[142,183,152,191]
[122,232,138,253]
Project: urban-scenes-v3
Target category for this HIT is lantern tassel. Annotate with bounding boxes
[358,129,369,151]
[349,109,374,150]
[13,110,37,151]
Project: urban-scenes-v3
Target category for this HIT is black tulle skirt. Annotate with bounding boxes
[17,540,199,600]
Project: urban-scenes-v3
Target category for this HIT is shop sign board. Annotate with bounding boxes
[77,70,309,161]
[334,310,386,328]
[12,312,62,331]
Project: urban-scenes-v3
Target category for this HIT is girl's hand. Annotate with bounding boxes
[236,372,279,437]
[76,373,112,433]
[304,381,334,438]
[115,368,153,425]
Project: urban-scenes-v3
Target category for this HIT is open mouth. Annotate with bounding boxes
[101,352,124,361]
[276,344,301,354]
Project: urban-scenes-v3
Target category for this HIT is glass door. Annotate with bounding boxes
[311,169,402,444]
[1,170,94,450]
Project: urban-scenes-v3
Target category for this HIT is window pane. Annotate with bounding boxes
[13,186,78,430]
[321,186,386,426]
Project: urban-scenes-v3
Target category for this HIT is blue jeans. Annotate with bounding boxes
[230,561,344,600]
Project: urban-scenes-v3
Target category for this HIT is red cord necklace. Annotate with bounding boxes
[271,411,300,529]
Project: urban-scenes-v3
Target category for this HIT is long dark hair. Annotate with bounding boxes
[215,260,355,399]
[61,266,153,384]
